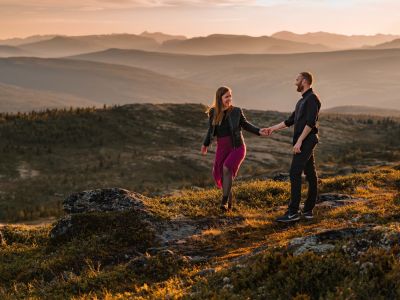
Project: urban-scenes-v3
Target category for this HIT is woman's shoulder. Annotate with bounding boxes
[231,106,242,113]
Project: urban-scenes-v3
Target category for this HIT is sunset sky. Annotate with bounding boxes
[1,0,400,39]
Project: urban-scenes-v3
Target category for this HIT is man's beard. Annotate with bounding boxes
[296,84,304,93]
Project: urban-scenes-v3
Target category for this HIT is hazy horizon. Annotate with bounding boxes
[1,0,400,39]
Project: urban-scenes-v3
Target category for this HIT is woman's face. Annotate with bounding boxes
[221,90,232,109]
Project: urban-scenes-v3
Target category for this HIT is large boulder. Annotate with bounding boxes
[50,188,154,241]
[62,188,146,214]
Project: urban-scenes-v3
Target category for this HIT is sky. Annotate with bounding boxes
[1,0,400,39]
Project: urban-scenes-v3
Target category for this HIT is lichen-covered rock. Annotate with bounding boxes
[50,188,154,241]
[62,188,146,214]
[288,227,367,256]
[317,193,367,208]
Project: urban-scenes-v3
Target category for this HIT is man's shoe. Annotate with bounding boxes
[275,211,300,223]
[302,210,314,220]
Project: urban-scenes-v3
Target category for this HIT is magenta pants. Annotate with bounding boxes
[213,136,246,189]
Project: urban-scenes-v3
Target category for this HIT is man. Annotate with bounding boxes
[263,72,321,222]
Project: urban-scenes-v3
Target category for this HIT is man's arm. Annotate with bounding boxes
[293,125,312,153]
[293,97,319,153]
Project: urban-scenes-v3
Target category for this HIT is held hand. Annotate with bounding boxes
[293,141,302,154]
[201,145,208,155]
[260,127,273,136]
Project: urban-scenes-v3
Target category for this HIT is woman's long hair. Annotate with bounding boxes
[206,86,233,126]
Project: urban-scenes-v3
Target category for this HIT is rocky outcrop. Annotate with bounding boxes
[288,227,366,256]
[288,225,400,257]
[50,188,153,241]
[62,188,147,214]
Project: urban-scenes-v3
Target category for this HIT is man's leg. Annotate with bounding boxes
[303,152,318,213]
[288,139,316,214]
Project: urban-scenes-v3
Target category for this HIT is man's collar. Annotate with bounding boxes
[301,88,313,98]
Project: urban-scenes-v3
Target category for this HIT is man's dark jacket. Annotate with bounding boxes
[284,88,321,145]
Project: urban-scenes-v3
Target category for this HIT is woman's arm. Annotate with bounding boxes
[239,108,261,135]
[201,108,214,154]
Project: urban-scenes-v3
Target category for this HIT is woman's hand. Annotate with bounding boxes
[201,145,208,155]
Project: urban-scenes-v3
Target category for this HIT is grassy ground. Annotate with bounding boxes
[1,165,399,299]
[0,104,399,222]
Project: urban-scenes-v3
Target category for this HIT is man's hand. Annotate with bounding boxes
[293,141,302,154]
[201,145,208,155]
[260,127,273,136]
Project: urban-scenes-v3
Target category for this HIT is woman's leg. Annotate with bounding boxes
[220,165,233,210]
[221,144,246,211]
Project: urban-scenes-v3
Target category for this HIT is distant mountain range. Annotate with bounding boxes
[1,32,400,58]
[0,57,211,109]
[1,31,400,113]
[158,34,330,55]
[69,48,400,112]
[272,31,399,50]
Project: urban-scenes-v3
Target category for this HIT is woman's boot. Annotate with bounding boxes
[220,195,229,211]
[228,191,234,210]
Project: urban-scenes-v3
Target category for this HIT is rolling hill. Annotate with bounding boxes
[0,57,211,107]
[70,48,400,111]
[0,34,57,46]
[159,34,330,55]
[140,31,186,43]
[19,34,160,57]
[371,38,400,50]
[0,45,31,57]
[324,105,400,117]
[0,103,398,222]
[0,82,100,113]
[272,31,399,50]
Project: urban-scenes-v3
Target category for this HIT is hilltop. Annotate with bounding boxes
[0,103,399,222]
[0,165,399,299]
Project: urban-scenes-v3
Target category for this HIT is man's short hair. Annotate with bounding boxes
[300,72,313,85]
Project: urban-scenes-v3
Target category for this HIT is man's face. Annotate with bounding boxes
[295,74,305,93]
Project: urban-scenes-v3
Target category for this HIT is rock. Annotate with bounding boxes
[317,193,367,208]
[49,215,73,239]
[289,235,335,256]
[223,277,231,284]
[127,254,151,271]
[187,256,208,263]
[318,193,353,202]
[223,284,234,290]
[63,188,146,214]
[288,227,367,256]
[50,188,154,241]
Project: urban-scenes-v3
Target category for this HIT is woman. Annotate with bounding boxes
[201,86,264,211]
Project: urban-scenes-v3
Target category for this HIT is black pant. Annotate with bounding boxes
[288,135,318,214]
